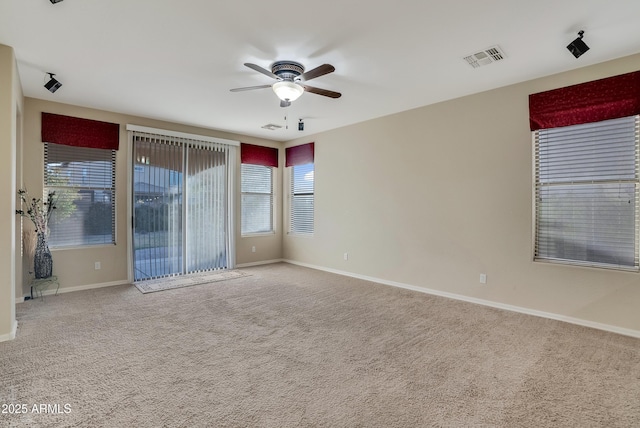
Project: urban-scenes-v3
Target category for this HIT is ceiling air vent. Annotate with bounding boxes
[261,123,282,131]
[463,45,506,68]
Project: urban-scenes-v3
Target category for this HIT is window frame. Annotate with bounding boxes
[289,162,315,236]
[44,142,117,249]
[240,163,275,236]
[532,115,640,271]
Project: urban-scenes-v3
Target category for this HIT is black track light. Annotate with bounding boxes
[298,119,304,131]
[567,30,589,59]
[44,73,62,93]
[50,0,64,4]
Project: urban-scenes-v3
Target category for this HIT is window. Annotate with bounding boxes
[44,142,116,247]
[241,164,274,235]
[290,163,314,234]
[534,115,640,270]
[286,143,315,235]
[240,143,278,236]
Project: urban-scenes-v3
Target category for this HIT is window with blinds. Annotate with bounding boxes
[241,164,274,235]
[44,142,116,247]
[534,115,640,270]
[290,163,314,235]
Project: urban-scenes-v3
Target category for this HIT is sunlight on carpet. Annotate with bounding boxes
[134,269,250,294]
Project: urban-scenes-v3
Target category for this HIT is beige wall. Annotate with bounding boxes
[283,53,640,335]
[7,49,640,338]
[21,98,282,294]
[0,44,22,340]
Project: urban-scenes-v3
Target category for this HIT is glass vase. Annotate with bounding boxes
[34,232,53,279]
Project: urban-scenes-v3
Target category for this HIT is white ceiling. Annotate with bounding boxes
[1,1,640,142]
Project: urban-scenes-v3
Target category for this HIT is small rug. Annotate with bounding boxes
[134,269,250,294]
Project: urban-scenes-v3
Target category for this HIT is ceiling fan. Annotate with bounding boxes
[230,61,341,107]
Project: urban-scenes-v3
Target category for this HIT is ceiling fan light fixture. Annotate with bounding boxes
[273,81,304,102]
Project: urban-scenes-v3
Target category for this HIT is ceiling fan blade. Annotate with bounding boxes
[230,84,272,92]
[298,64,335,81]
[244,63,278,79]
[280,99,291,108]
[303,85,342,98]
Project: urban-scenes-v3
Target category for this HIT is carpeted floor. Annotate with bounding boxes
[1,263,639,427]
[133,269,250,294]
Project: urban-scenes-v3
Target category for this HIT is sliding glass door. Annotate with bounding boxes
[131,130,235,281]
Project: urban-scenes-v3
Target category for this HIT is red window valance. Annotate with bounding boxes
[529,70,640,131]
[241,143,278,167]
[285,142,314,167]
[42,112,120,150]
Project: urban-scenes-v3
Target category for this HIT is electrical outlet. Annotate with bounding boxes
[479,273,487,284]
[251,246,256,253]
[343,252,349,261]
[95,262,101,270]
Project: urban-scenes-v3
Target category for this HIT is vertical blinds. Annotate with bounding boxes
[534,115,640,269]
[132,135,183,280]
[185,141,228,274]
[132,130,231,280]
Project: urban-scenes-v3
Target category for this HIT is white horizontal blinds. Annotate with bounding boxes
[185,140,228,274]
[44,143,116,247]
[241,164,273,234]
[132,133,184,280]
[291,163,314,234]
[534,115,640,269]
[131,130,229,280]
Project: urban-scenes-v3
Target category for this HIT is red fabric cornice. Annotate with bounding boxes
[529,70,640,131]
[285,142,314,167]
[241,143,278,167]
[42,112,120,150]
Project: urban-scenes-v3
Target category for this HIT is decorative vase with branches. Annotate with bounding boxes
[16,189,57,279]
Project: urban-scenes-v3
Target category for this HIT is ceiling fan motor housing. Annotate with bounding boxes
[272,61,304,81]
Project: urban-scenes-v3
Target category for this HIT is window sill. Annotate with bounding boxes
[51,243,117,251]
[287,232,314,238]
[534,257,639,273]
[241,231,276,238]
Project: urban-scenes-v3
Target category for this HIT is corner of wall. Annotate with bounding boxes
[0,44,20,340]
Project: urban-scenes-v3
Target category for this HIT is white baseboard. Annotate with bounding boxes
[15,296,24,304]
[20,279,130,300]
[0,320,18,342]
[283,259,640,339]
[236,258,285,268]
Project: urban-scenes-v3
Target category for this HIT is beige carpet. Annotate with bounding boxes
[133,269,250,294]
[1,263,639,427]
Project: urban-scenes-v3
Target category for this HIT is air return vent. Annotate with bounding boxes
[463,45,506,68]
[261,123,282,130]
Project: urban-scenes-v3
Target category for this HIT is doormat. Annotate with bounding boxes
[134,270,250,294]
